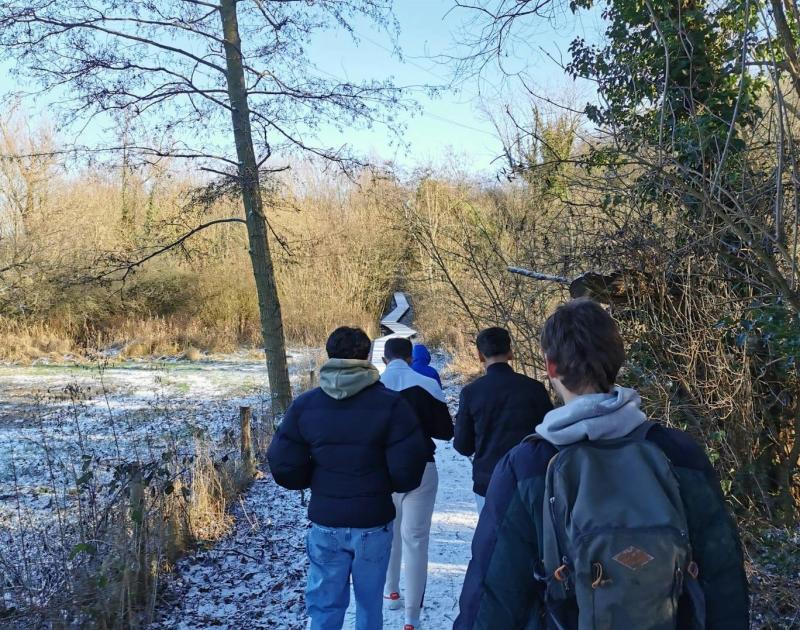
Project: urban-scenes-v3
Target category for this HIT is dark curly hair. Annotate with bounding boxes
[325,326,372,360]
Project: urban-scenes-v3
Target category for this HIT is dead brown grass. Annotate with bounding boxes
[0,163,405,362]
[0,320,78,362]
[4,426,267,628]
[438,330,483,384]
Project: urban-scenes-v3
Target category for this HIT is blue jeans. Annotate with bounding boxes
[306,521,393,630]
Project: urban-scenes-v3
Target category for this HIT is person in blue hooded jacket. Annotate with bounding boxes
[411,343,442,387]
[454,299,749,630]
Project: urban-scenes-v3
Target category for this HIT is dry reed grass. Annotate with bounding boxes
[0,162,404,362]
[1,402,272,628]
[0,320,77,362]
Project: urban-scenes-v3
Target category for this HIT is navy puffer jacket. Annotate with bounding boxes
[455,424,749,629]
[267,360,428,528]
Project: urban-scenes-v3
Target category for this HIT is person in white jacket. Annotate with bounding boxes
[380,337,453,630]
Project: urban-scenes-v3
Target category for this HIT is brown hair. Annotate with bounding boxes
[540,298,624,393]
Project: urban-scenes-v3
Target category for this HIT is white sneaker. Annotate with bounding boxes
[384,592,403,610]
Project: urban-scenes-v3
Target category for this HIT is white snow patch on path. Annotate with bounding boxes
[342,440,477,629]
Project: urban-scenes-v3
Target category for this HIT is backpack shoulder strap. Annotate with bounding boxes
[522,431,562,451]
[629,419,657,441]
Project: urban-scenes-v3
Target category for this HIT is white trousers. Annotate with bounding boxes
[474,493,485,514]
[385,461,438,624]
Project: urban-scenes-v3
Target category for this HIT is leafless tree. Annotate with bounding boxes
[0,0,414,413]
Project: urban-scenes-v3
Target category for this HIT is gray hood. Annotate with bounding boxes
[535,386,646,446]
[319,358,380,400]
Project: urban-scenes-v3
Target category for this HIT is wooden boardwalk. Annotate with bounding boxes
[370,291,416,372]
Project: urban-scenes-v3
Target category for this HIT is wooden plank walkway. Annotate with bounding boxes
[370,291,416,372]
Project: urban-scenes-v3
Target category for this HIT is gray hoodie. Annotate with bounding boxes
[319,358,380,400]
[535,386,647,446]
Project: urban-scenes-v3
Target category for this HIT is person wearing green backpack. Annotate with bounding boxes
[454,298,748,630]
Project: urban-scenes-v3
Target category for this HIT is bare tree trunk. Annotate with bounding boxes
[220,0,292,414]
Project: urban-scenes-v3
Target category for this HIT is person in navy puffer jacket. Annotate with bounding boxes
[267,326,428,630]
[454,300,748,630]
[411,343,442,387]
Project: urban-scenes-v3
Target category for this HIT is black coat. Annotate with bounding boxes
[454,362,553,496]
[266,382,429,528]
[396,385,453,461]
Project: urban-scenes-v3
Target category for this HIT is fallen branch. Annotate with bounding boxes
[507,266,570,284]
[507,266,637,304]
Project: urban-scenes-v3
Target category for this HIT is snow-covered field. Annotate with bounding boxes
[150,367,480,629]
[0,350,322,507]
[0,349,323,620]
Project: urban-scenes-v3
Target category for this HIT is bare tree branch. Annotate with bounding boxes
[88,217,246,283]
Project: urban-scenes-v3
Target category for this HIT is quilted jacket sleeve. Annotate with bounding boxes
[385,396,429,493]
[455,443,552,630]
[266,398,312,490]
[676,455,749,628]
[651,426,749,629]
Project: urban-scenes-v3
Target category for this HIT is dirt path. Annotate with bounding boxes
[357,439,477,629]
[150,378,477,629]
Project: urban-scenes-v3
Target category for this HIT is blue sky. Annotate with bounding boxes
[308,0,603,173]
[0,0,602,176]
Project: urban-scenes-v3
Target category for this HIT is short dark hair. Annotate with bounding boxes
[540,298,624,392]
[326,326,372,360]
[476,327,512,358]
[384,337,412,361]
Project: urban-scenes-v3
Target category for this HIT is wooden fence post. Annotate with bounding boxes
[240,406,256,480]
[129,464,147,604]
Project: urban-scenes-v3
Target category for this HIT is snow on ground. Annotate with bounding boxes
[150,474,309,630]
[150,440,477,630]
[0,349,324,616]
[372,440,477,629]
[151,365,479,630]
[0,349,322,505]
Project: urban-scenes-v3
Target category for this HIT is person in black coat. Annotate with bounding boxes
[267,326,428,630]
[454,327,552,512]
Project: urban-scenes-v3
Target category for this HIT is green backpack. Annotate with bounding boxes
[532,421,705,630]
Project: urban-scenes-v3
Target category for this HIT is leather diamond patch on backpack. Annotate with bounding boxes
[612,546,654,570]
